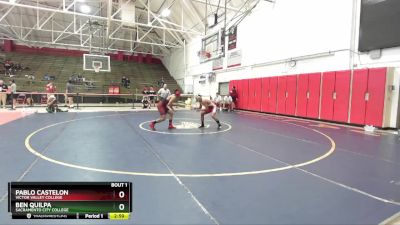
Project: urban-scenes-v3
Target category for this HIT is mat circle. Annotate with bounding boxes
[139,118,232,135]
[25,113,336,177]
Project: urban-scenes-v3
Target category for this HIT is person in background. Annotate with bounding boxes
[141,85,149,108]
[157,83,171,101]
[0,80,8,109]
[45,81,56,106]
[121,76,127,88]
[230,86,238,111]
[214,92,223,111]
[148,85,156,108]
[46,81,56,94]
[9,80,17,110]
[14,63,22,71]
[4,60,12,76]
[224,95,233,112]
[47,93,67,113]
[65,80,74,109]
[26,97,34,107]
[126,78,131,89]
[157,77,165,87]
[46,95,63,113]
[142,85,149,95]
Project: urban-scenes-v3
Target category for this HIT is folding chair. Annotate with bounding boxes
[16,94,26,104]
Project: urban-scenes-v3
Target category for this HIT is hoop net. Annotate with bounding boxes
[94,65,100,73]
[92,61,102,73]
[198,50,211,62]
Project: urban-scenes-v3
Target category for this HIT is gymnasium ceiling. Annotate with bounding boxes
[0,0,263,56]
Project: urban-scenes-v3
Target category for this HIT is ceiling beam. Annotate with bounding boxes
[23,3,64,40]
[0,23,178,50]
[182,0,205,30]
[109,36,181,48]
[0,4,17,24]
[191,0,245,13]
[0,1,202,36]
[137,0,185,45]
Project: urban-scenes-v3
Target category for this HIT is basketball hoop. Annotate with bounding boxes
[84,54,110,72]
[94,65,100,73]
[92,61,102,73]
[198,50,211,62]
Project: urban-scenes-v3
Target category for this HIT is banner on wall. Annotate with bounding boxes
[228,26,237,50]
[212,57,224,70]
[227,50,242,68]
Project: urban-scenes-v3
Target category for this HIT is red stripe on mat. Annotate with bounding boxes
[0,111,34,126]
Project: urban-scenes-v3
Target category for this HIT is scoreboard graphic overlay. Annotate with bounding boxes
[8,182,132,220]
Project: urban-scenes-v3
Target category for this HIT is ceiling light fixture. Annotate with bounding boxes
[80,4,91,14]
[161,8,171,17]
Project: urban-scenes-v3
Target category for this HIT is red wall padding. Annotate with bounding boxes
[364,68,386,127]
[321,71,336,121]
[247,78,262,111]
[296,75,309,117]
[239,79,249,110]
[307,73,321,119]
[285,75,297,115]
[260,78,270,113]
[229,67,388,127]
[350,69,369,125]
[268,77,278,113]
[333,70,351,123]
[277,76,287,114]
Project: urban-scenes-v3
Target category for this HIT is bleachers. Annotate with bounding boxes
[1,52,180,94]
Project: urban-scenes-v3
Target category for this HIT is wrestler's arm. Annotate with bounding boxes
[197,101,203,110]
[167,97,175,112]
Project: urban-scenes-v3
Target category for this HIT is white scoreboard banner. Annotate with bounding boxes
[227,50,242,68]
[212,57,224,71]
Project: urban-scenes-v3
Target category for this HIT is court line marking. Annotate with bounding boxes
[230,114,400,206]
[240,110,397,135]
[222,112,400,205]
[380,211,400,225]
[24,113,336,177]
[0,156,42,203]
[139,118,232,135]
[282,119,310,124]
[234,121,322,146]
[120,115,219,225]
[237,111,369,131]
[226,136,400,206]
[296,166,400,206]
[309,124,341,130]
[239,112,400,165]
[0,113,78,203]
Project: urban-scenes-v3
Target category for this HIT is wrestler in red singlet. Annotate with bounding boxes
[149,89,181,130]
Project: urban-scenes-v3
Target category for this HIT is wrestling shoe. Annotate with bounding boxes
[149,122,156,131]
